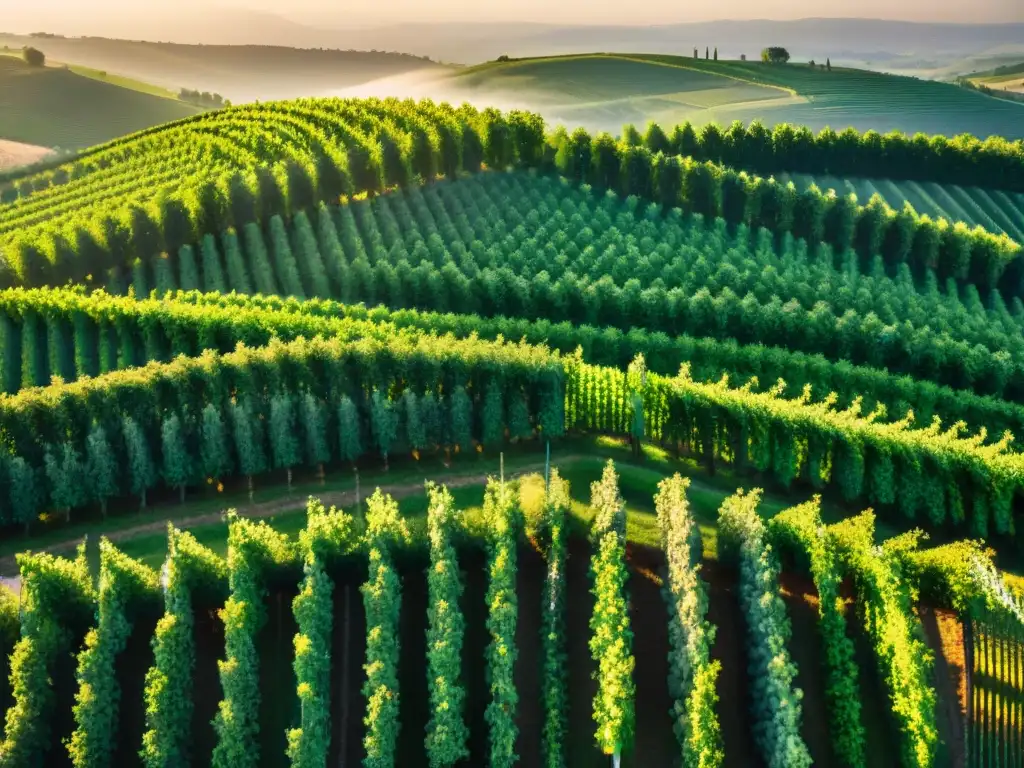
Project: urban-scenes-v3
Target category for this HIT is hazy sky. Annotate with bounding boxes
[4,0,1023,28]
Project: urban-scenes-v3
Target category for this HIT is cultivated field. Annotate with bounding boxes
[0,96,1022,768]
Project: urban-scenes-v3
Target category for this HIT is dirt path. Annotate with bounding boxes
[0,459,559,579]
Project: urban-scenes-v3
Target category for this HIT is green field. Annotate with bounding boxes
[448,53,1024,138]
[0,54,202,150]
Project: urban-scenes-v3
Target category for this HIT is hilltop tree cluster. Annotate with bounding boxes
[761,47,791,64]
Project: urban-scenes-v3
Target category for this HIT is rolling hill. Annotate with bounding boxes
[442,53,1024,138]
[0,53,203,151]
[0,34,443,104]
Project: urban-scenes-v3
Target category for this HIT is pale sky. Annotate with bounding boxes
[4,0,1023,28]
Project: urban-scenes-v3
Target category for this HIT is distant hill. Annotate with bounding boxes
[0,53,202,150]
[439,53,1024,138]
[0,34,443,103]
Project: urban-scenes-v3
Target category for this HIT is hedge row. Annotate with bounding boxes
[768,499,866,768]
[718,489,811,768]
[633,118,1024,194]
[140,528,228,767]
[67,541,161,768]
[829,514,938,767]
[655,474,723,768]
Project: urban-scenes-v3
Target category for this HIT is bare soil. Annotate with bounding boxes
[919,605,968,768]
[0,138,52,169]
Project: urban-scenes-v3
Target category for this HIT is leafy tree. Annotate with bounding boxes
[482,380,504,449]
[161,414,191,504]
[713,47,718,61]
[588,461,635,761]
[483,478,520,767]
[200,403,232,483]
[337,395,363,466]
[8,456,40,534]
[22,46,45,67]
[371,389,399,469]
[403,390,426,458]
[123,416,156,511]
[299,391,331,473]
[230,398,267,490]
[448,387,473,454]
[424,483,470,766]
[761,47,791,64]
[45,442,85,522]
[270,392,301,489]
[85,425,118,519]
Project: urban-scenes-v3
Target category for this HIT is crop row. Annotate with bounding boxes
[2,326,1024,539]
[5,468,1021,766]
[2,101,1022,305]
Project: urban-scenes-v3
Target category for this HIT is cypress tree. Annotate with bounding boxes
[371,389,398,469]
[299,392,331,475]
[270,391,301,490]
[70,311,96,381]
[8,456,39,535]
[291,210,331,298]
[231,397,268,483]
[200,233,227,294]
[269,215,306,298]
[508,394,532,442]
[177,245,201,292]
[243,222,279,296]
[337,395,362,466]
[153,254,177,295]
[448,387,473,454]
[200,403,231,483]
[421,391,442,451]
[221,228,253,295]
[46,314,75,384]
[21,310,48,389]
[403,390,425,459]
[45,442,85,522]
[130,258,149,298]
[161,414,191,504]
[482,380,504,449]
[85,425,118,519]
[317,202,351,298]
[0,314,21,394]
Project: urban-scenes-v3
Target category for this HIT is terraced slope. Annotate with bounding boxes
[0,55,203,149]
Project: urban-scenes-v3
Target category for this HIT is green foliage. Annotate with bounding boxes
[424,483,470,766]
[718,489,811,768]
[200,403,232,482]
[270,391,301,472]
[68,541,160,768]
[160,413,191,500]
[362,489,409,768]
[371,390,398,465]
[141,528,228,767]
[540,470,571,768]
[829,513,938,767]
[655,474,723,768]
[270,215,307,299]
[448,387,473,452]
[337,395,363,465]
[587,461,635,757]
[287,498,359,767]
[200,233,227,294]
[84,425,118,517]
[483,477,520,767]
[768,499,866,768]
[1,547,95,766]
[211,518,296,768]
[123,416,156,509]
[45,441,85,518]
